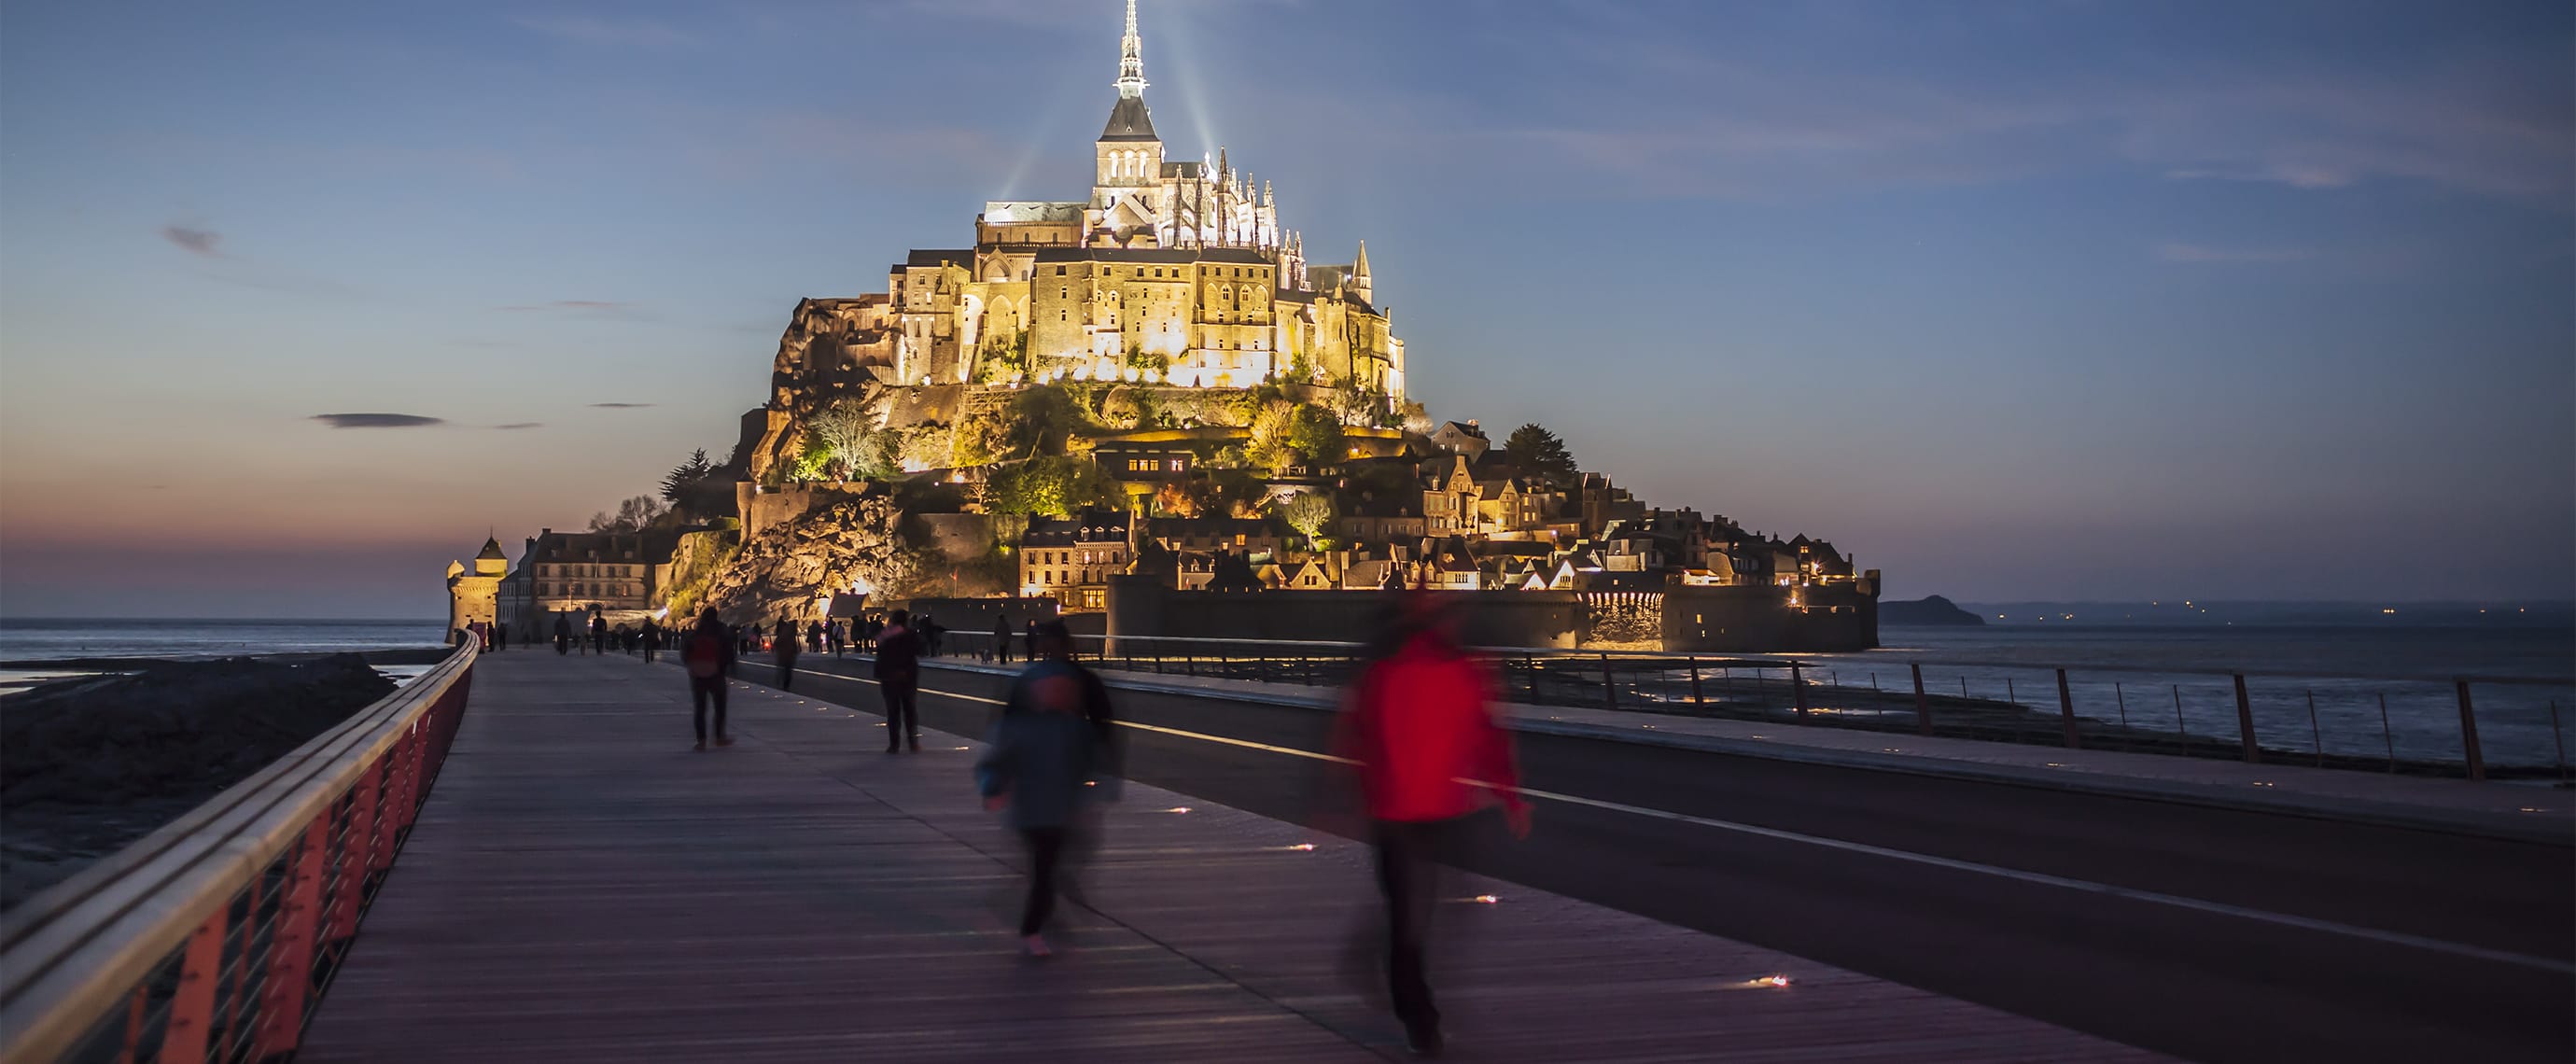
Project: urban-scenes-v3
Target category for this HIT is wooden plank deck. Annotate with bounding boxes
[299,653,2169,1062]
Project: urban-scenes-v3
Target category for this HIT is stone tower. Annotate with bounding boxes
[445,536,508,635]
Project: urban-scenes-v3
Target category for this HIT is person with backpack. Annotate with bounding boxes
[974,622,1118,958]
[681,609,735,751]
[1332,596,1530,1058]
[873,609,923,753]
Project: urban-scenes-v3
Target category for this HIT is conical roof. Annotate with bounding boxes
[477,537,507,561]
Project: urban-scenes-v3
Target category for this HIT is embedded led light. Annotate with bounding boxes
[1751,974,1792,988]
[1166,806,1192,814]
[1473,894,1498,904]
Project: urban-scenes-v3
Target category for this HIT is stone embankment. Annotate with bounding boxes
[0,654,397,910]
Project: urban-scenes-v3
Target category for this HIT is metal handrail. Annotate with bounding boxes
[0,637,479,1063]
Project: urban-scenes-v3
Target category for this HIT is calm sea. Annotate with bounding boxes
[1798,624,2575,771]
[0,619,451,691]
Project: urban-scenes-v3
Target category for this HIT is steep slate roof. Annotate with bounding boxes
[476,538,508,561]
[1100,96,1158,141]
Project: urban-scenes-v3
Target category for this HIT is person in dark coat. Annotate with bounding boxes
[640,618,662,663]
[553,614,572,655]
[992,614,1014,664]
[679,609,736,750]
[589,610,609,655]
[873,609,923,752]
[975,623,1118,958]
[773,616,800,692]
[495,622,509,652]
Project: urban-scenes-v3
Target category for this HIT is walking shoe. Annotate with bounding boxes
[908,735,921,751]
[1403,1026,1444,1058]
[1022,934,1052,958]
[693,740,707,751]
[714,735,735,748]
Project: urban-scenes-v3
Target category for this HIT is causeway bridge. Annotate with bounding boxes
[4,640,2569,1062]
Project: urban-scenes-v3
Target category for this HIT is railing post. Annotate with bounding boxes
[254,816,331,1057]
[1687,656,1704,707]
[1911,663,1930,736]
[1791,662,1810,721]
[2232,674,2260,763]
[332,759,380,943]
[2455,679,2485,781]
[157,910,227,1063]
[1599,652,1617,711]
[2055,668,2081,749]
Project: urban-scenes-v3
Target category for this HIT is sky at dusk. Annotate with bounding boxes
[2,0,2569,618]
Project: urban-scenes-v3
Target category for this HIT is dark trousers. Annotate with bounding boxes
[554,635,568,655]
[881,682,917,748]
[995,638,1012,664]
[1020,826,1068,935]
[691,677,728,741]
[1373,818,1461,1037]
[777,655,796,691]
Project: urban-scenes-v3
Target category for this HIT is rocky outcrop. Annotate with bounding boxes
[698,493,934,623]
[1,654,399,909]
[1881,595,1984,626]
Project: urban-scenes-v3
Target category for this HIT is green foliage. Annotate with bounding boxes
[1281,491,1337,543]
[660,448,735,520]
[1286,404,1345,464]
[788,436,833,483]
[1007,385,1085,458]
[987,455,1126,517]
[1505,423,1579,487]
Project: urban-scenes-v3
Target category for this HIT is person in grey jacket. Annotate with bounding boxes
[974,623,1115,958]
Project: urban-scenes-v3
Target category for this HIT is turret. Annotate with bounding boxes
[1351,241,1374,304]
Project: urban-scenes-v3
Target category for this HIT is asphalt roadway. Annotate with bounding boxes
[724,651,2572,1064]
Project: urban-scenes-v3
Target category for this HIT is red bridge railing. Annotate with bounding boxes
[0,638,478,1063]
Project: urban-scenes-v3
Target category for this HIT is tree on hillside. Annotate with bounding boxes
[1281,491,1337,546]
[988,455,1126,517]
[1286,404,1346,464]
[807,399,881,480]
[1007,385,1084,459]
[1505,423,1579,487]
[659,448,737,521]
[589,495,669,533]
[661,449,712,504]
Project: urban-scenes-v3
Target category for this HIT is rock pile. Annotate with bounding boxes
[0,654,397,909]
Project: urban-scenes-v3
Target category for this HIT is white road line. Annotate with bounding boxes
[780,665,2573,976]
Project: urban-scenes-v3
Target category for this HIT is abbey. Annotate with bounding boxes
[767,1,1402,411]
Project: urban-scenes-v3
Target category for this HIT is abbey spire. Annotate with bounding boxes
[1116,0,1146,98]
[1098,0,1158,143]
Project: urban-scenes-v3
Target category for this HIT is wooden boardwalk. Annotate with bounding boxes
[299,653,2168,1062]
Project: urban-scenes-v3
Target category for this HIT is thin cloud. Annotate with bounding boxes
[311,413,445,429]
[512,15,692,49]
[2155,242,2314,264]
[588,402,653,409]
[161,225,222,258]
[494,422,544,430]
[499,300,633,313]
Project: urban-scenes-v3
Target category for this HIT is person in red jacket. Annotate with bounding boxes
[1333,598,1530,1058]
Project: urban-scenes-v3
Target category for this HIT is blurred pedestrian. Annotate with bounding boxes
[874,609,923,752]
[974,622,1117,958]
[641,618,662,664]
[992,614,1014,664]
[495,621,510,652]
[680,609,735,750]
[553,614,571,655]
[773,616,800,691]
[1332,598,1530,1058]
